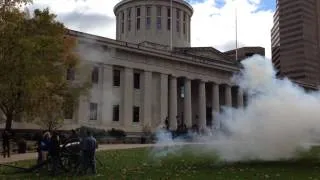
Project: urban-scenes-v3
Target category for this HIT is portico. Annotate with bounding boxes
[167,75,244,131]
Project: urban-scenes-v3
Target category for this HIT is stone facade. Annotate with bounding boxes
[1,0,318,131]
[1,0,246,131]
[64,29,244,133]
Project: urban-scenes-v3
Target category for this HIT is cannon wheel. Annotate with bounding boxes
[59,138,82,173]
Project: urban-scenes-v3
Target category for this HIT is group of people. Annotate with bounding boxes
[0,129,95,176]
[35,129,98,176]
[35,131,61,175]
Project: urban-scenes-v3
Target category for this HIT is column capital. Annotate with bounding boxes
[102,64,113,70]
[169,74,178,78]
[221,83,232,87]
[211,81,220,85]
[194,79,207,83]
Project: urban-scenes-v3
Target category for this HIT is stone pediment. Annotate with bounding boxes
[174,47,235,63]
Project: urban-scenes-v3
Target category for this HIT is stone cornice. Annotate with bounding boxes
[224,46,265,54]
[292,80,319,90]
[66,29,240,73]
[174,47,236,64]
[114,0,194,15]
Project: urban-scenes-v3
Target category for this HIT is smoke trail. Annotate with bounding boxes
[152,55,320,162]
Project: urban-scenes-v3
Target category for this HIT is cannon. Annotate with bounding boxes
[0,137,101,175]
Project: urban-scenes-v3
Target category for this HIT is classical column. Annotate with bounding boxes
[123,67,133,127]
[184,78,192,128]
[101,65,113,125]
[160,74,168,125]
[198,80,206,129]
[225,84,232,107]
[77,95,87,124]
[237,87,244,108]
[169,76,177,130]
[212,82,220,128]
[142,71,152,127]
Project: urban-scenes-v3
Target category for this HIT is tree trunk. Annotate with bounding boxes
[5,113,13,130]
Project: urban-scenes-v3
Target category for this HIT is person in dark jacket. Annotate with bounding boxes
[35,131,44,165]
[49,132,60,176]
[82,131,97,175]
[40,131,51,162]
[2,130,10,158]
[69,129,79,140]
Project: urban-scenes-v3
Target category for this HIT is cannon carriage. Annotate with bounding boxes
[0,137,100,175]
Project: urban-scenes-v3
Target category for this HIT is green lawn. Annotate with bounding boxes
[1,145,320,180]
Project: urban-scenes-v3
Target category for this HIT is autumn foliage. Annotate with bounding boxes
[0,0,87,130]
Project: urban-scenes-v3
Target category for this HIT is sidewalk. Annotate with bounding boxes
[0,144,155,164]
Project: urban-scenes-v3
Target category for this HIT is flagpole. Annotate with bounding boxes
[235,3,238,61]
[170,0,173,51]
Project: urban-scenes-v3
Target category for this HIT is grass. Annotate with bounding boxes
[1,145,320,180]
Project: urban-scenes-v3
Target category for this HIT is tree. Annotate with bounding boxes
[0,4,89,130]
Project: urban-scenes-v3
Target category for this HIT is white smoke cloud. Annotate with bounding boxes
[152,55,320,162]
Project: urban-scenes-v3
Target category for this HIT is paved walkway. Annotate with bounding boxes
[0,144,156,164]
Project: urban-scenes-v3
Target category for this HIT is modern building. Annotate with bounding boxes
[271,0,320,86]
[224,47,265,62]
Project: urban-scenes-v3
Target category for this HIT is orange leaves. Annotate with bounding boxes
[0,6,85,130]
[62,35,79,67]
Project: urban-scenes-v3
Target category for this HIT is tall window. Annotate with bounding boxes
[121,11,124,33]
[180,86,185,98]
[176,9,180,33]
[127,8,131,31]
[113,69,120,87]
[66,67,75,81]
[136,7,141,30]
[113,105,120,122]
[146,6,151,29]
[63,95,73,119]
[92,66,99,84]
[133,106,140,122]
[167,7,171,30]
[183,12,186,35]
[134,73,140,89]
[156,6,162,29]
[89,103,98,120]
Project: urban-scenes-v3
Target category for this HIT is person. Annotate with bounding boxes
[82,131,97,175]
[34,131,44,165]
[2,130,10,158]
[69,129,79,140]
[164,117,169,130]
[49,132,60,176]
[40,131,51,162]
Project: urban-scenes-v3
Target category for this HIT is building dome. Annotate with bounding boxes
[114,0,193,47]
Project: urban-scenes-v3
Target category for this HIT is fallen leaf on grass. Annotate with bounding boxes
[264,174,270,178]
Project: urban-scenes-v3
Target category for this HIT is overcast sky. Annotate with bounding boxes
[27,0,275,58]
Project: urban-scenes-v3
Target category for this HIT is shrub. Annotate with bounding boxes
[77,126,108,137]
[107,128,126,138]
